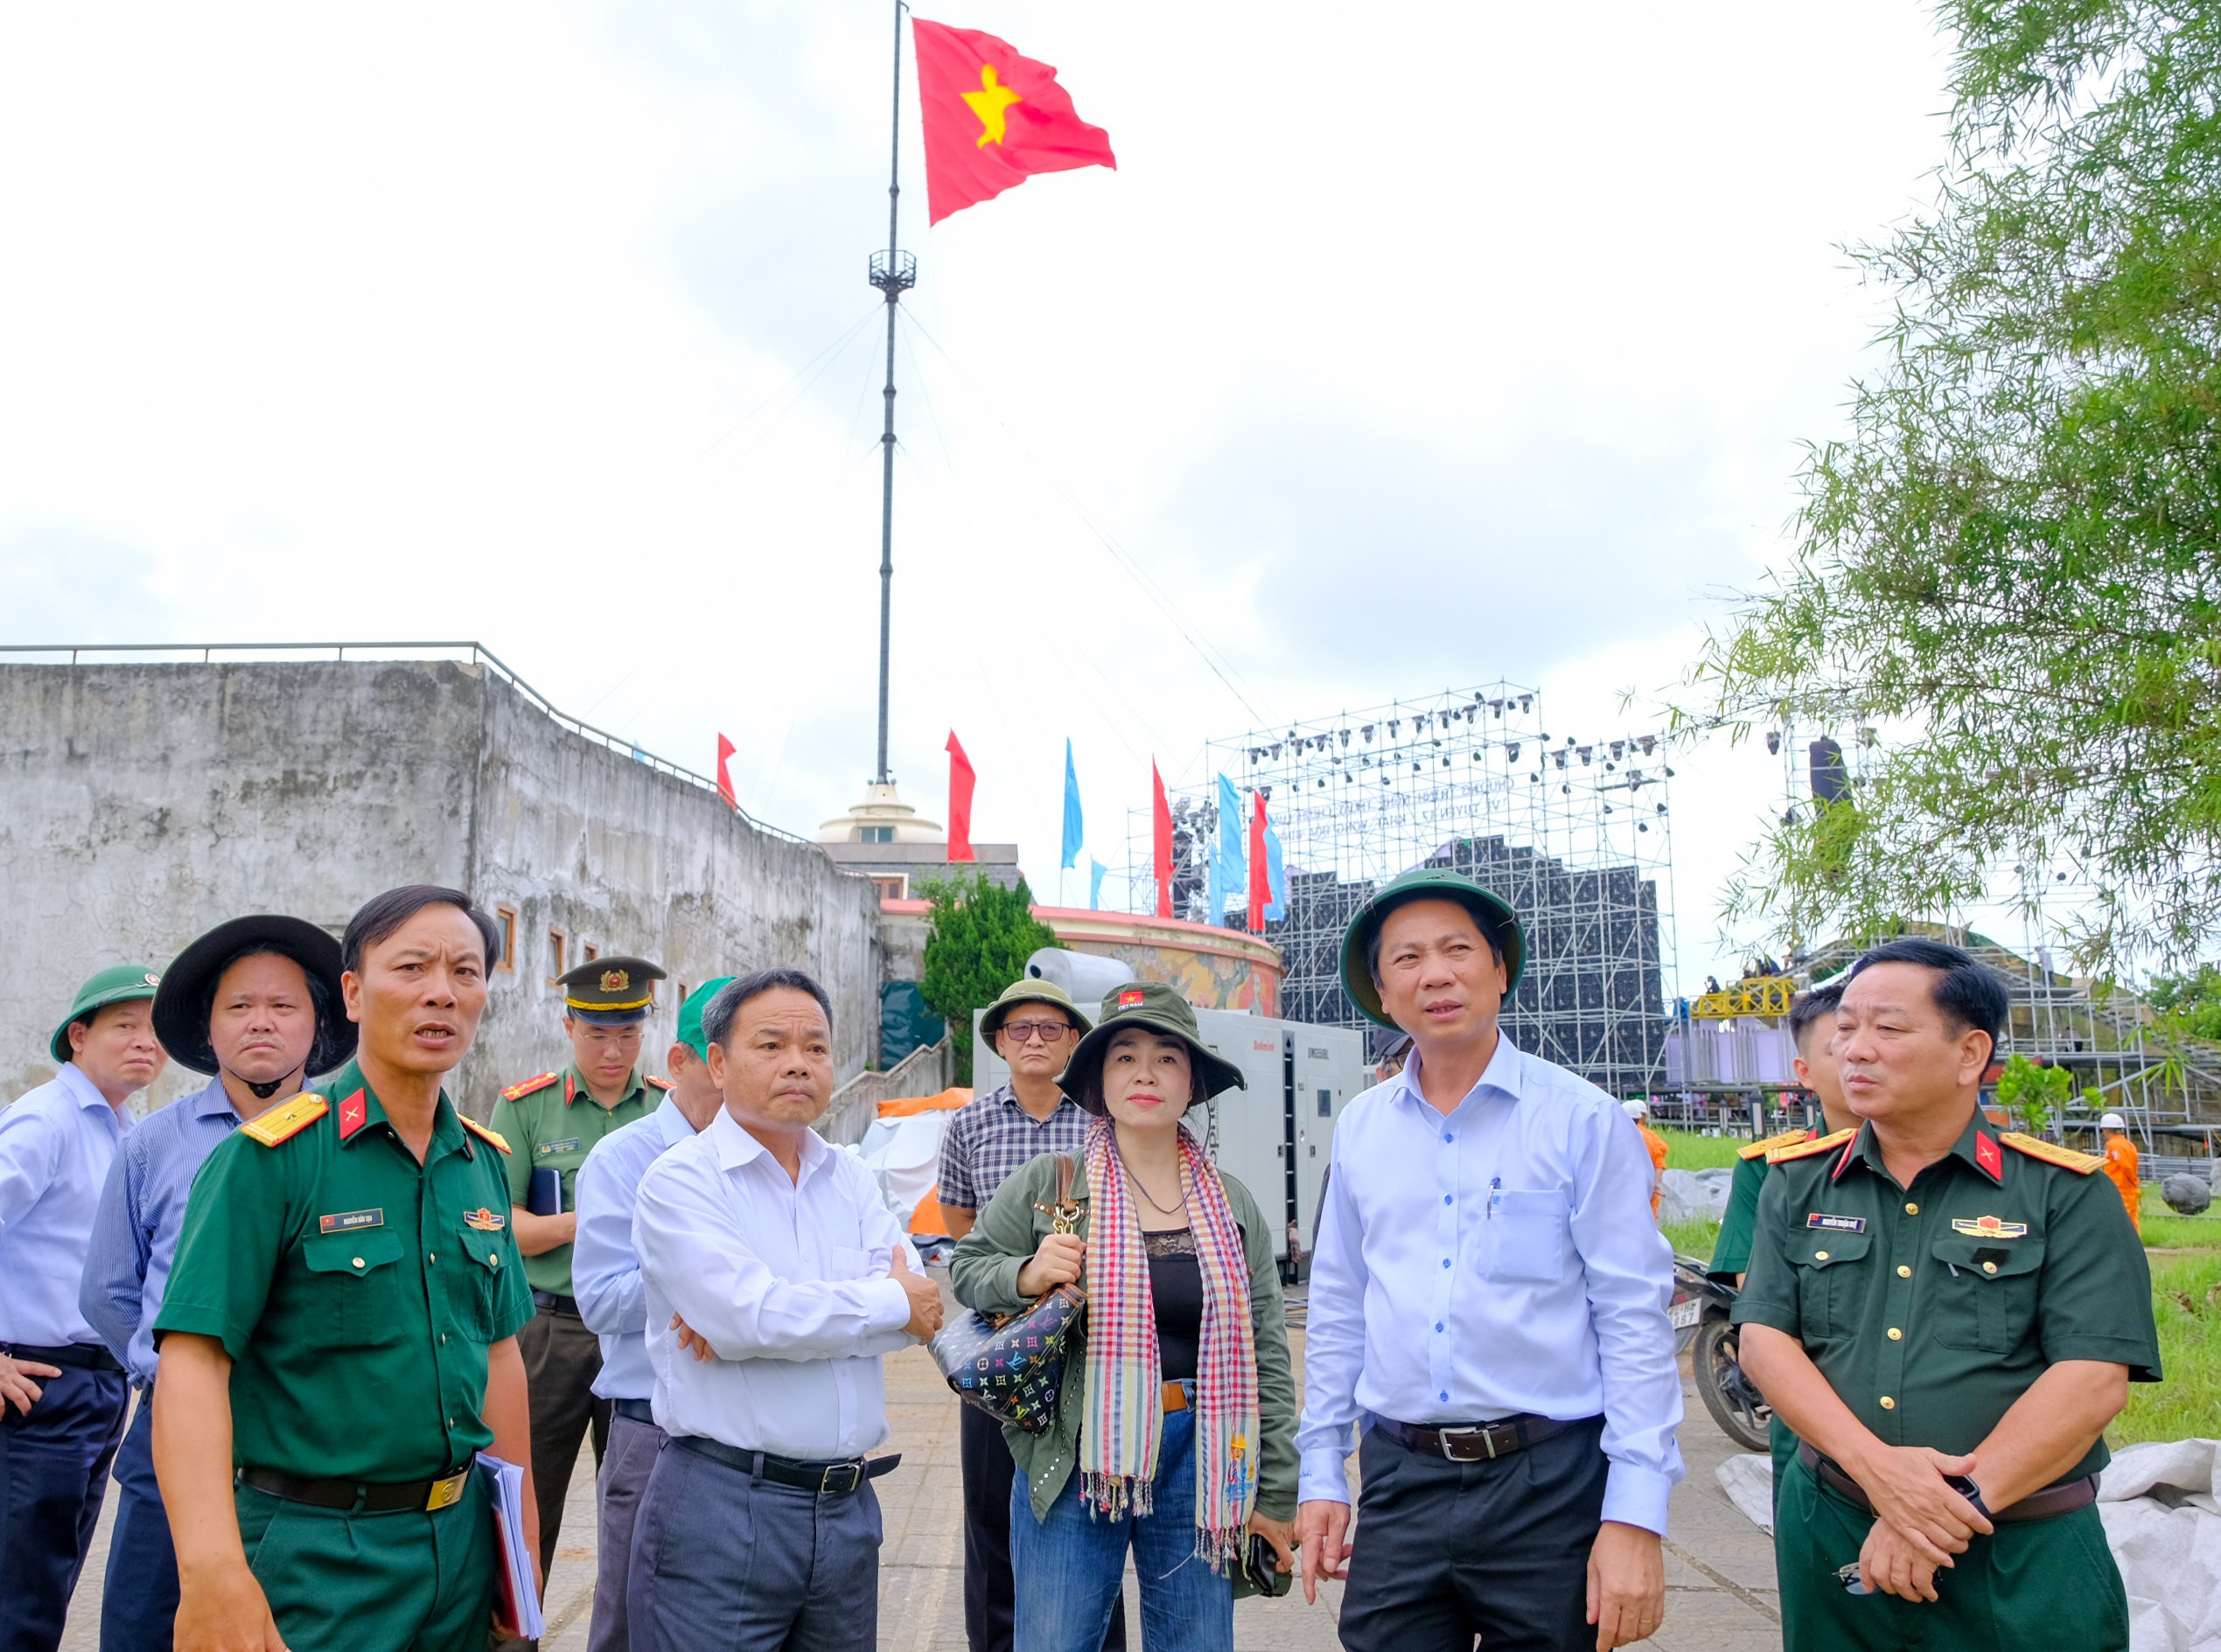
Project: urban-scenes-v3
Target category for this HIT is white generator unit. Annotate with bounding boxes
[973,999,1370,1278]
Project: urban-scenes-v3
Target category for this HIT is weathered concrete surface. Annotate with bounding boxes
[0,661,882,1114]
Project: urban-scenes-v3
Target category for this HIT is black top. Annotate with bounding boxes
[1145,1228,1203,1382]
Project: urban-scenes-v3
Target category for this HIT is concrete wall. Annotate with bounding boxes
[0,661,883,1117]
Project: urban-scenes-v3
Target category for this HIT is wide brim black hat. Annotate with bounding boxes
[1058,979,1247,1113]
[153,915,354,1078]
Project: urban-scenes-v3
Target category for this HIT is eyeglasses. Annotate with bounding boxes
[1001,1020,1072,1044]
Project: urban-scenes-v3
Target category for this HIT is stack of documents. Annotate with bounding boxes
[476,1452,543,1640]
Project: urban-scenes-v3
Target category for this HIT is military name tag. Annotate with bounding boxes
[1952,1215,2029,1239]
[318,1209,384,1234]
[463,1207,506,1231]
[536,1137,582,1157]
[1806,1213,1867,1233]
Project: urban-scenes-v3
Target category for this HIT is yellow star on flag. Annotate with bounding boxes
[961,63,1023,149]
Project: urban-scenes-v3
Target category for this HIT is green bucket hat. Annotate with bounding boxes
[676,975,737,1060]
[1058,979,1247,1113]
[979,976,1093,1050]
[1339,868,1527,1029]
[51,963,166,1063]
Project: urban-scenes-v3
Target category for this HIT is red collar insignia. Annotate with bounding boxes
[338,1090,369,1141]
[1975,1131,2003,1182]
[1831,1136,1859,1180]
[563,1073,577,1106]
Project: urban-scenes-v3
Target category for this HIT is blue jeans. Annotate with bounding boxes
[1009,1406,1233,1652]
[101,1391,180,1652]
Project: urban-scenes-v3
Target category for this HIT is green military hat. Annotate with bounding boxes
[979,976,1094,1048]
[557,956,667,1025]
[1338,866,1527,1028]
[675,974,737,1059]
[1058,979,1246,1112]
[51,963,165,1063]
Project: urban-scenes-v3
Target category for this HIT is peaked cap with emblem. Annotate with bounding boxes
[152,914,356,1078]
[1338,867,1527,1028]
[1058,979,1246,1112]
[557,956,667,1025]
[51,963,166,1063]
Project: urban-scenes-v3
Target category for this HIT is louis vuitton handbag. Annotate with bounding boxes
[930,1154,1086,1435]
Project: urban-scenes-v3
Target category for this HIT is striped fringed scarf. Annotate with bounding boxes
[1080,1116,1260,1571]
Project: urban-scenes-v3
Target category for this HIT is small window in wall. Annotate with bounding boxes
[548,929,567,985]
[494,906,518,973]
[871,875,907,903]
[860,826,895,843]
[583,942,600,964]
[676,982,691,1009]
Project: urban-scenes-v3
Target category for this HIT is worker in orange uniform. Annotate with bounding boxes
[1622,1098,1671,1218]
[2101,1111,2142,1235]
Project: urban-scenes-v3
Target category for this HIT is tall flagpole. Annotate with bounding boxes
[867,0,916,787]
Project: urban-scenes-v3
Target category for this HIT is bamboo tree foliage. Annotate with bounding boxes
[1691,2,2221,972]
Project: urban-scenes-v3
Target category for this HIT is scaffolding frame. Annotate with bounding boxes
[1127,683,1680,1096]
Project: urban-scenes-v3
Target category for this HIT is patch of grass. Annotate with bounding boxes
[2115,1248,2221,1445]
[1656,1126,1749,1173]
[1661,1218,1719,1264]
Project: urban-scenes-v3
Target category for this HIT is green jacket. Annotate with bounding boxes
[948,1151,1298,1535]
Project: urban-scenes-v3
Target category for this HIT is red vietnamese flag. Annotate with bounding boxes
[913,20,1115,225]
[1151,762,1174,919]
[715,734,738,810]
[946,732,976,862]
[1247,790,1269,933]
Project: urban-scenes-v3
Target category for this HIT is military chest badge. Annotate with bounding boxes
[464,1207,506,1231]
[1951,1215,2029,1239]
[318,1208,384,1233]
[1806,1213,1867,1233]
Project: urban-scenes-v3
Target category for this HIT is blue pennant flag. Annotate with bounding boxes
[1061,739,1084,871]
[1263,820,1287,923]
[1205,774,1247,922]
[1089,858,1107,910]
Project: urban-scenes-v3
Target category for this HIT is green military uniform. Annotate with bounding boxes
[153,1059,534,1652]
[488,954,668,1579]
[1734,1112,2160,1651]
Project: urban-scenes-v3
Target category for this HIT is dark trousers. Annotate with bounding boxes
[627,1438,881,1652]
[518,1303,609,1579]
[959,1405,1127,1652]
[0,1359,129,1652]
[101,1391,180,1652]
[587,1411,662,1652]
[1337,1418,1610,1652]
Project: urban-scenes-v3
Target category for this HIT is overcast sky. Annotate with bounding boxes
[0,2,1964,986]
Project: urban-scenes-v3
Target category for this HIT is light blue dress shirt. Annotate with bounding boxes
[0,1063,133,1348]
[80,1077,242,1386]
[574,1096,701,1402]
[1296,1035,1685,1535]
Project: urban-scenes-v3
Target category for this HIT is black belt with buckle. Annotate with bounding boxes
[1374,1412,1588,1463]
[612,1398,655,1425]
[1796,1441,2096,1523]
[670,1432,900,1495]
[3,1342,125,1374]
[238,1464,472,1513]
[532,1291,579,1315]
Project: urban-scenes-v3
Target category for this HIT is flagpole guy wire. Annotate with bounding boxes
[868,0,918,787]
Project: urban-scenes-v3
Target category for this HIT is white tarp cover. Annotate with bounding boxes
[854,1111,953,1230]
[2100,1438,2221,1651]
[1659,1167,1733,1226]
[1710,1439,2221,1649]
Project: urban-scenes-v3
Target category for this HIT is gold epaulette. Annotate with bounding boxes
[646,1075,673,1091]
[499,1072,561,1102]
[2000,1132,2101,1175]
[239,1093,327,1147]
[1742,1126,1815,1161]
[1769,1126,1857,1165]
[461,1116,512,1154]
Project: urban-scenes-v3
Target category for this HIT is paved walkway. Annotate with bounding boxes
[66,1320,1780,1649]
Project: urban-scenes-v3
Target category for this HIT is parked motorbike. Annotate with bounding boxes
[1670,1256,1774,1453]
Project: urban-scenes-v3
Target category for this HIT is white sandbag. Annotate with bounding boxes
[1715,1452,1774,1535]
[2099,1439,2221,1651]
[1659,1167,1733,1225]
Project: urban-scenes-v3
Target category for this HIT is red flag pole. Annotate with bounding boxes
[947,732,977,862]
[1151,762,1174,918]
[715,735,739,810]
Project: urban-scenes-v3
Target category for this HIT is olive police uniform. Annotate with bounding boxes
[490,956,667,1577]
[152,1059,533,1652]
[1734,1114,2161,1650]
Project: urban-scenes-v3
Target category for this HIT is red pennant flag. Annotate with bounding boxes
[1151,762,1174,919]
[946,732,976,862]
[913,19,1115,226]
[715,734,738,810]
[1247,790,1269,933]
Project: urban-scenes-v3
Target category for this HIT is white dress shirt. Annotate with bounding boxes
[1296,1035,1685,1534]
[0,1064,131,1347]
[632,1107,918,1460]
[574,1096,701,1402]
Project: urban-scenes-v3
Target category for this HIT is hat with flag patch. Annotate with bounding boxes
[558,957,667,1025]
[1057,979,1246,1113]
[51,964,166,1063]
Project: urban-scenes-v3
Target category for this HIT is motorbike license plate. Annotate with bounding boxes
[1668,1298,1701,1329]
